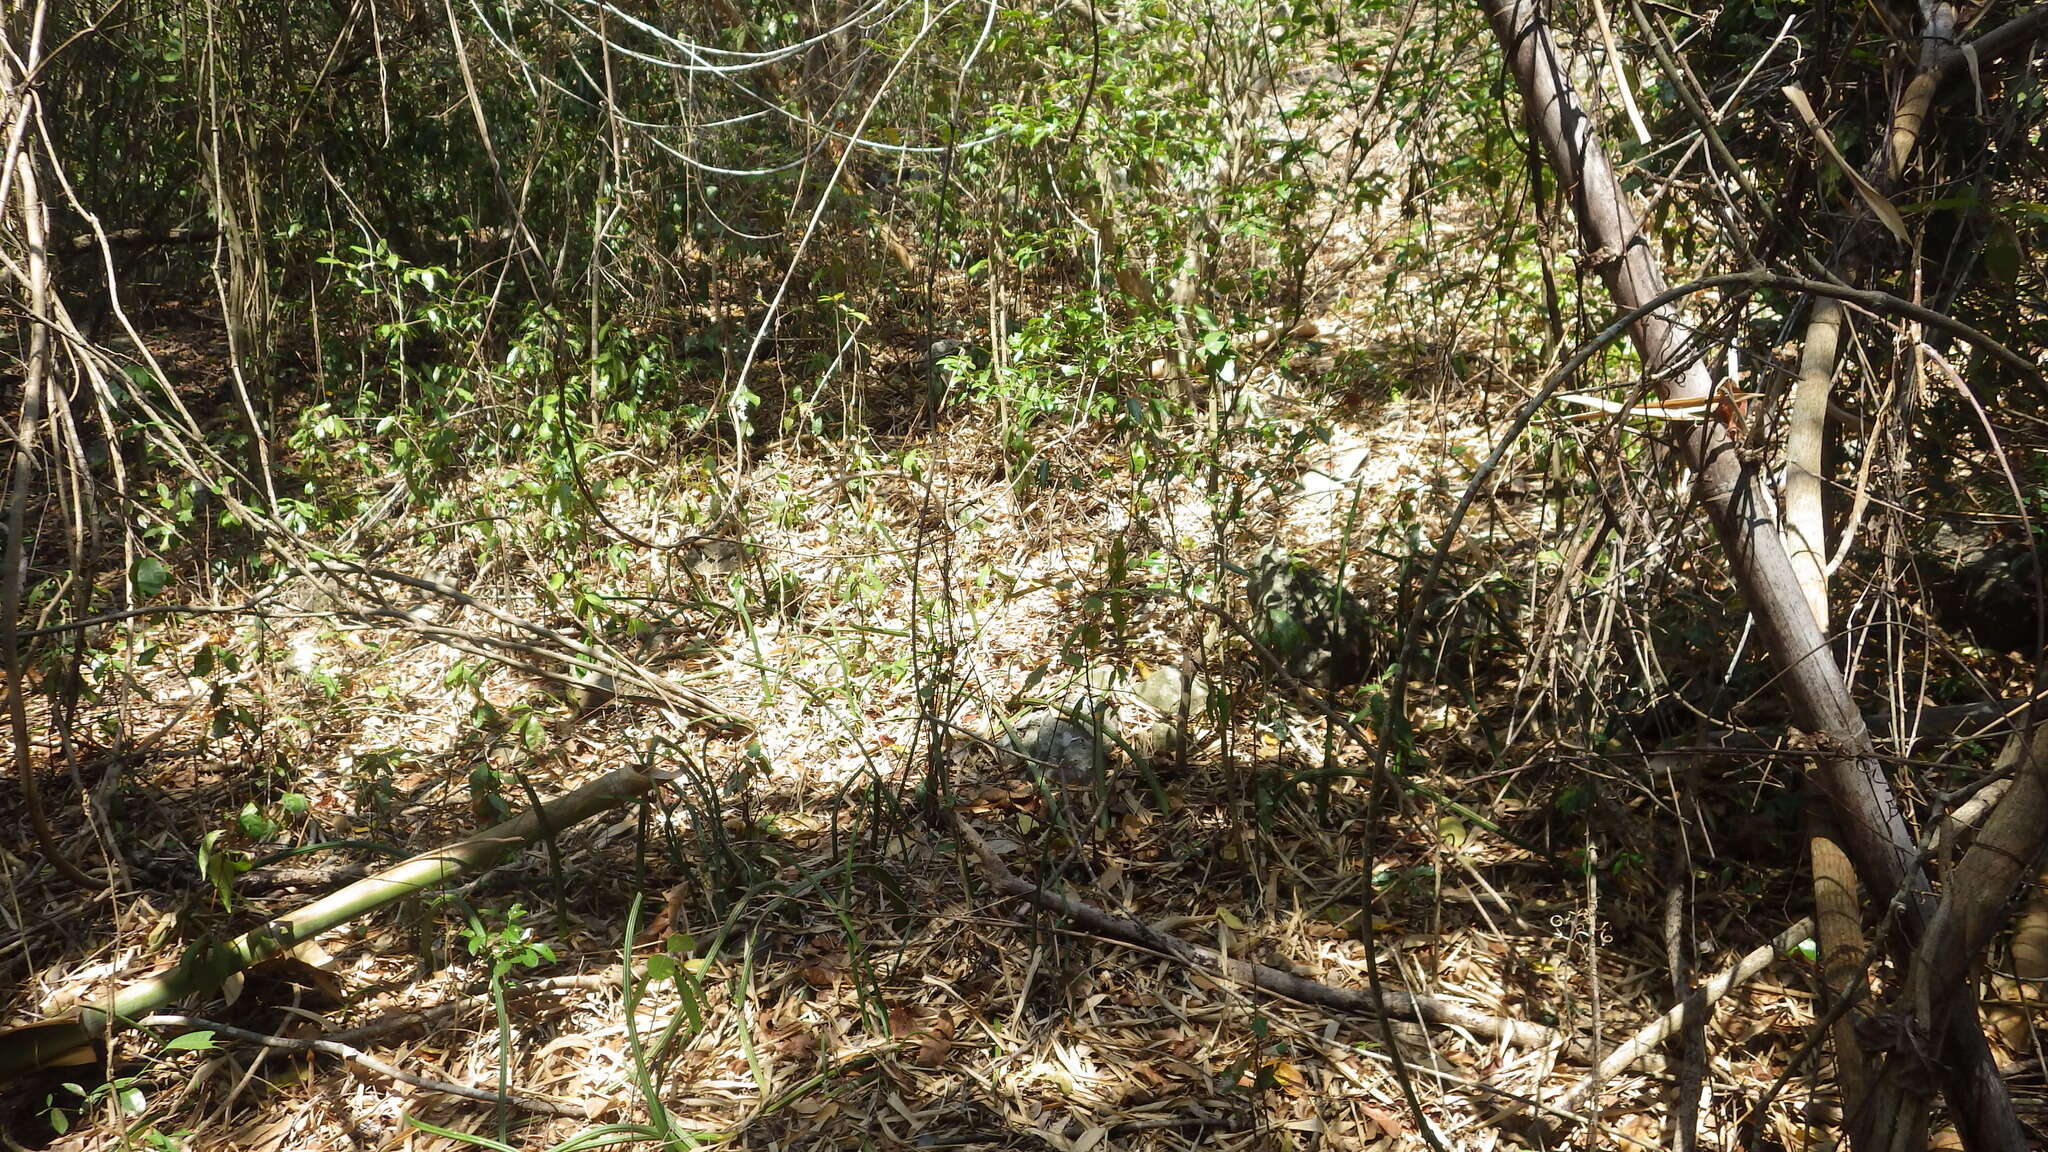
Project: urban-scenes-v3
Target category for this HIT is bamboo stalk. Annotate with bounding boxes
[0,765,658,1078]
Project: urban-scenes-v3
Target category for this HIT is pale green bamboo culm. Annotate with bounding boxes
[0,765,659,1078]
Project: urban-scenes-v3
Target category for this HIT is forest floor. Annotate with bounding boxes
[2,319,1899,1152]
[5,81,2044,1152]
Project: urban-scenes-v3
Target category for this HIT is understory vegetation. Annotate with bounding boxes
[2,0,2046,1149]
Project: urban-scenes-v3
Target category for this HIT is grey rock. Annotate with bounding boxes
[1128,666,1209,758]
[997,704,1115,784]
[1135,666,1208,715]
[1131,722,1181,760]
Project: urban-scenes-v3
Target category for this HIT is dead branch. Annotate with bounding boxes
[139,1014,590,1116]
[1558,917,1816,1110]
[945,807,1571,1054]
[2,112,98,891]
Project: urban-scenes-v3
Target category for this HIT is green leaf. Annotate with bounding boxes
[1437,815,1470,849]
[1983,222,2022,282]
[163,1031,218,1052]
[132,556,171,598]
[401,1113,521,1152]
[237,802,279,841]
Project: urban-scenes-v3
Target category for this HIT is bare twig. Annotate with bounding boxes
[1,105,98,891]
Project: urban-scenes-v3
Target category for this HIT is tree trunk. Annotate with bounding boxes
[1474,0,2025,1145]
